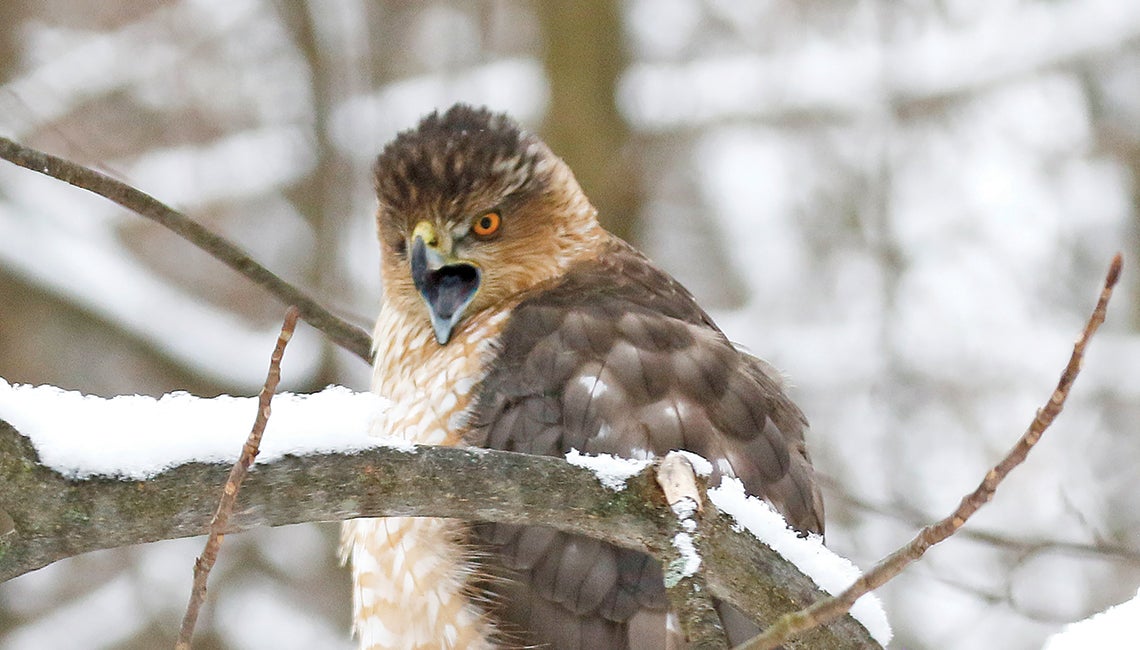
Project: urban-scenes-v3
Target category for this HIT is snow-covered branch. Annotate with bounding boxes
[0,411,883,650]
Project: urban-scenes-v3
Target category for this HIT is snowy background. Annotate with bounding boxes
[1,1,1138,648]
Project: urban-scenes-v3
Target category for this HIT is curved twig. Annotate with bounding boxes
[736,253,1124,650]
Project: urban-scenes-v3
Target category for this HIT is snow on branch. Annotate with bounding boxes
[0,387,882,650]
[0,382,387,480]
[710,478,891,645]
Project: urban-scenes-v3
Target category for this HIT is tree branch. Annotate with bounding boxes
[0,419,880,650]
[0,136,374,363]
[735,253,1123,650]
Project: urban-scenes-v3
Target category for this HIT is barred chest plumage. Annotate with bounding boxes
[370,304,510,446]
[342,303,513,650]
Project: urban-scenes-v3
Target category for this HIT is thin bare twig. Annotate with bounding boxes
[0,137,373,362]
[174,306,300,650]
[736,253,1123,650]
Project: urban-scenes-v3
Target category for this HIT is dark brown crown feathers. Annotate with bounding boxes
[373,104,549,215]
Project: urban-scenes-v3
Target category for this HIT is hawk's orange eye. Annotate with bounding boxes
[472,212,501,237]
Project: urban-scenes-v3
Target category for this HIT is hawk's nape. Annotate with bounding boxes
[343,104,822,650]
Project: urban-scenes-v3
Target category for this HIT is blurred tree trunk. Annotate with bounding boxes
[537,0,642,243]
[0,0,19,75]
[278,2,357,388]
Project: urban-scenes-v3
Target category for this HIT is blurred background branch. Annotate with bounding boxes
[0,136,374,362]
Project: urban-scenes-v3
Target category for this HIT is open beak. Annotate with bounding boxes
[409,221,481,345]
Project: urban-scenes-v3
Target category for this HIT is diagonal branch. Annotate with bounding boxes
[0,136,374,362]
[736,253,1124,650]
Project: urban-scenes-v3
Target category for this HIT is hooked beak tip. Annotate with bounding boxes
[430,319,453,345]
[409,235,480,345]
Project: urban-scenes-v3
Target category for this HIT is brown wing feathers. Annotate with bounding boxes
[469,240,822,648]
[472,241,813,499]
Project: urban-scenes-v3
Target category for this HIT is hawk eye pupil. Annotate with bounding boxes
[474,212,500,236]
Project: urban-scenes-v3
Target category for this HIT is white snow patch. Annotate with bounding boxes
[709,477,893,646]
[667,497,702,582]
[0,379,395,479]
[671,449,713,477]
[564,449,652,491]
[1043,587,1140,650]
[670,531,701,581]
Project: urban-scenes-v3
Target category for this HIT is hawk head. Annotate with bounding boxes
[373,104,603,344]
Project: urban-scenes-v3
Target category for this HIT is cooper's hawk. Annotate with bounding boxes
[341,105,822,649]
